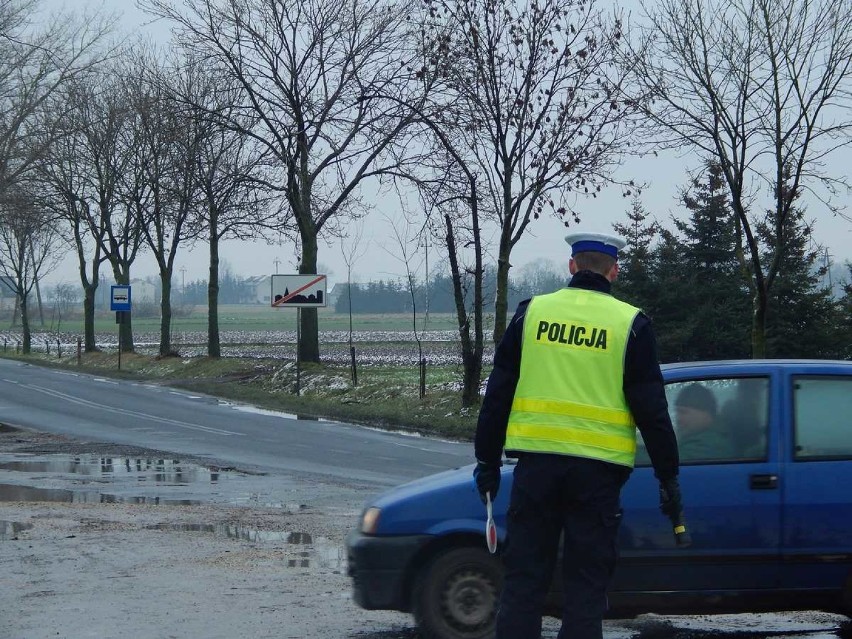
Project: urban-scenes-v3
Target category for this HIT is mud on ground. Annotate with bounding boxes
[0,425,416,639]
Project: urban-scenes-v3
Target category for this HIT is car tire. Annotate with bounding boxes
[843,571,852,618]
[413,546,503,639]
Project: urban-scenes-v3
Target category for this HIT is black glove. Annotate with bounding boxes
[658,477,683,518]
[473,461,501,505]
[659,476,691,547]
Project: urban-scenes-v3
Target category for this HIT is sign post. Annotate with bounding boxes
[110,285,132,370]
[271,274,327,396]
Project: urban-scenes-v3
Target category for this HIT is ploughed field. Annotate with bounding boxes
[0,328,494,366]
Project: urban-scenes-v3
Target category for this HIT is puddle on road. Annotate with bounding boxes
[0,452,310,510]
[0,483,202,505]
[0,519,33,540]
[146,523,345,569]
[0,453,286,507]
[0,456,222,484]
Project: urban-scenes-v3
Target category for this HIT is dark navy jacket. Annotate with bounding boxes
[474,270,679,481]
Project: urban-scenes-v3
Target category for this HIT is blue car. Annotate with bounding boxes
[346,360,852,639]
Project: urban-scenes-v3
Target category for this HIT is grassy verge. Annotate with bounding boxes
[4,351,482,442]
[49,307,492,335]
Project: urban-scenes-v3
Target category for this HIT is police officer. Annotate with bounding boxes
[473,232,682,639]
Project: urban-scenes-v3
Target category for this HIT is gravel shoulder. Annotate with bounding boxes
[0,426,417,639]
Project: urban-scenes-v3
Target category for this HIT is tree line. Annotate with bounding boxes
[1,0,851,407]
[613,162,851,362]
[332,265,567,316]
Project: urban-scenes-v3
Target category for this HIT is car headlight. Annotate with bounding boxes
[361,507,381,534]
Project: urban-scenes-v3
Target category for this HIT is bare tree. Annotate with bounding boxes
[169,56,277,358]
[46,66,144,355]
[628,0,852,357]
[142,0,425,363]
[366,59,487,406]
[339,222,369,385]
[0,188,63,353]
[35,76,121,352]
[396,138,485,407]
[0,0,114,197]
[384,216,429,397]
[421,0,641,343]
[121,50,203,357]
[91,69,146,355]
[0,0,117,351]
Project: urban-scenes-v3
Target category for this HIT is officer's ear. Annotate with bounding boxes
[568,258,578,275]
[607,261,619,282]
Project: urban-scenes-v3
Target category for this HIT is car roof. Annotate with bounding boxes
[661,359,852,374]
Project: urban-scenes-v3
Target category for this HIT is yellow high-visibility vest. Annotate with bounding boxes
[505,288,640,467]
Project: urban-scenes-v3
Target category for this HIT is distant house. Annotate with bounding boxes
[0,276,16,311]
[97,279,158,310]
[246,275,271,305]
[131,279,157,303]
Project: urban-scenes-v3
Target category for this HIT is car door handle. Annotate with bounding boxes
[750,474,778,489]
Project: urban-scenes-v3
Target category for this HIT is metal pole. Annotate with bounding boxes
[117,312,122,371]
[295,307,301,396]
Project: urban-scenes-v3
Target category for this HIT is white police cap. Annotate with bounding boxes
[564,232,626,259]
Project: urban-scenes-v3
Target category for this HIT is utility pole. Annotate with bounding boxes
[273,258,281,274]
[824,248,833,291]
[180,266,186,296]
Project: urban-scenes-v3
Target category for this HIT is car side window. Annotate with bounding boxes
[793,376,852,460]
[635,376,770,466]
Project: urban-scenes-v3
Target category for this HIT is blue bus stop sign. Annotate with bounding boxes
[110,285,131,312]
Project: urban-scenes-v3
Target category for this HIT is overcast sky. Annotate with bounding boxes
[39,0,852,290]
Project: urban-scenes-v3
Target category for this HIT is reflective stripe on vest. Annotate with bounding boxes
[505,288,640,467]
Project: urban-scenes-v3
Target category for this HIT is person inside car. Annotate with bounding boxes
[674,383,734,461]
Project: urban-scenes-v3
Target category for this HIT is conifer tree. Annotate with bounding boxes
[673,161,751,360]
[648,228,696,362]
[612,197,660,313]
[840,265,852,360]
[756,174,840,358]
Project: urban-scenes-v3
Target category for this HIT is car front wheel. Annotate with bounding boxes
[413,546,503,639]
[843,570,852,618]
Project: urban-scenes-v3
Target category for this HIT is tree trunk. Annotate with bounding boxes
[752,286,768,358]
[159,273,172,356]
[492,233,512,345]
[114,267,134,353]
[207,228,221,358]
[34,275,44,327]
[20,294,31,354]
[446,214,483,407]
[298,231,320,363]
[83,283,97,352]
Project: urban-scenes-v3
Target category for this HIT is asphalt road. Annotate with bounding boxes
[2,359,851,638]
[0,358,470,486]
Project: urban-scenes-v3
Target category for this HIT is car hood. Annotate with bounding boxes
[366,463,512,537]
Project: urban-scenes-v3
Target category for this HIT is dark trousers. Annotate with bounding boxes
[495,454,630,639]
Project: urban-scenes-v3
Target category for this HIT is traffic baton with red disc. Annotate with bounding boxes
[485,491,497,554]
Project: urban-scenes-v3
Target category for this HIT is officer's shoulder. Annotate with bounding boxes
[631,310,653,331]
[510,298,532,324]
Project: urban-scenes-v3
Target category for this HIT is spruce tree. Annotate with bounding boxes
[612,197,660,312]
[649,228,697,362]
[756,174,840,358]
[670,162,751,360]
[840,265,852,360]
